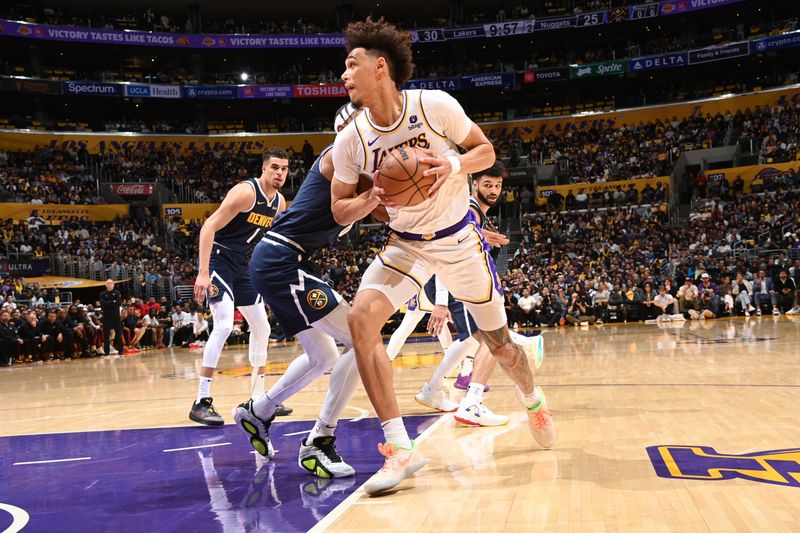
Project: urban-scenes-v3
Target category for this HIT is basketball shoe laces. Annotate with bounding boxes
[376,442,399,471]
[531,406,552,431]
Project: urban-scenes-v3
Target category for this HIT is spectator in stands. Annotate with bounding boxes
[564,291,596,326]
[170,305,193,347]
[689,290,719,320]
[538,287,560,327]
[697,272,717,294]
[142,308,165,348]
[0,310,24,365]
[122,307,146,352]
[717,275,735,316]
[732,272,756,317]
[752,269,777,316]
[774,270,797,314]
[189,306,209,347]
[516,288,538,327]
[790,260,800,314]
[641,282,659,321]
[503,291,521,328]
[591,281,610,323]
[653,286,676,317]
[19,311,44,362]
[677,278,699,312]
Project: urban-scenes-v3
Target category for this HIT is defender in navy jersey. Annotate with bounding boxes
[416,161,544,427]
[233,103,389,479]
[189,147,289,427]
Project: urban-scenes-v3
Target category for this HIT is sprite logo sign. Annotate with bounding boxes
[570,60,628,79]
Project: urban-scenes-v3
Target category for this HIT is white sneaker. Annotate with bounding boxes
[510,330,544,370]
[515,386,556,449]
[787,308,800,315]
[454,401,509,427]
[772,308,781,316]
[744,310,751,317]
[298,436,355,478]
[756,309,762,316]
[363,442,426,495]
[415,382,458,412]
[108,347,119,355]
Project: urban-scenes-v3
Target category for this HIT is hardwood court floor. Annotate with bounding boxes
[2,317,800,532]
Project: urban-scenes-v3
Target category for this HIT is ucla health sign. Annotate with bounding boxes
[629,52,688,71]
[122,84,180,98]
[62,81,120,96]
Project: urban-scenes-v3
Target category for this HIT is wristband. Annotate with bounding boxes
[446,155,462,174]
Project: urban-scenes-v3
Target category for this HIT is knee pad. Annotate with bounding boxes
[296,328,340,371]
[238,303,270,367]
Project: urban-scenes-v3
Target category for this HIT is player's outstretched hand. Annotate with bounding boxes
[194,272,210,304]
[427,304,452,336]
[482,229,510,247]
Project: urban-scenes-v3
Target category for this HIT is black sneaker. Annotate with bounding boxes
[189,397,225,427]
[275,404,293,416]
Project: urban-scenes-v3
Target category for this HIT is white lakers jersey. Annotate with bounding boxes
[332,89,473,234]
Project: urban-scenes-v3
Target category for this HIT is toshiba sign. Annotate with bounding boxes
[293,84,348,98]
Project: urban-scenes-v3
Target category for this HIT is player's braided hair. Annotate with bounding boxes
[345,17,414,90]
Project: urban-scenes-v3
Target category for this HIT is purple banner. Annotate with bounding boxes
[237,85,294,99]
[0,19,344,49]
[659,0,745,16]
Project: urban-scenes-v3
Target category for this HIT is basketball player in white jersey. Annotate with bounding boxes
[330,18,555,495]
[190,148,291,426]
[385,285,453,362]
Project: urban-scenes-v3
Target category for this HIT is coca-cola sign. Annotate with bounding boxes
[110,183,154,196]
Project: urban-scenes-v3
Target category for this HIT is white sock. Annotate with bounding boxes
[197,376,212,401]
[306,417,336,444]
[429,335,479,390]
[381,417,412,449]
[464,382,484,405]
[518,386,542,409]
[253,392,281,420]
[251,371,265,399]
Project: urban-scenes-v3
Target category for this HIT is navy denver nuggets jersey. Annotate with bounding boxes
[269,146,343,255]
[468,197,488,229]
[215,177,281,254]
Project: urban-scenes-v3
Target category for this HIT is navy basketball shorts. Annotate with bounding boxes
[249,240,343,337]
[208,245,261,306]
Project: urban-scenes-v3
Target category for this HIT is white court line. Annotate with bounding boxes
[283,429,311,437]
[0,503,30,533]
[13,456,91,466]
[163,442,231,453]
[349,407,369,423]
[307,414,451,533]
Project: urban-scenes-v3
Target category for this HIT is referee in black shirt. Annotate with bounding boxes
[99,279,123,355]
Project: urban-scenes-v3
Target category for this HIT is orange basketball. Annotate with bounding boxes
[375,146,435,207]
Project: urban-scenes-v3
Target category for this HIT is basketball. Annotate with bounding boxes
[376,146,435,207]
